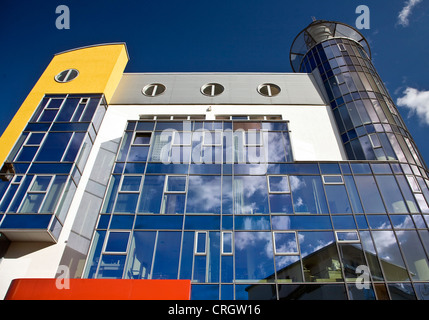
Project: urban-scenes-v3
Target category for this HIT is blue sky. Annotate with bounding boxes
[1,0,428,163]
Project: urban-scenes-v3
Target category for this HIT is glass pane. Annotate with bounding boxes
[222,232,232,254]
[354,175,386,213]
[114,193,138,213]
[149,131,172,162]
[275,255,302,283]
[299,231,342,282]
[127,146,149,162]
[30,176,52,192]
[36,132,73,162]
[16,146,38,162]
[138,175,165,213]
[166,176,187,192]
[121,176,141,192]
[375,175,408,213]
[336,231,359,242]
[268,176,290,192]
[344,176,364,213]
[40,175,67,213]
[134,132,151,145]
[396,230,429,281]
[371,230,409,281]
[338,243,367,281]
[105,232,129,253]
[125,231,156,279]
[325,184,353,214]
[233,176,269,214]
[19,193,45,213]
[235,231,275,282]
[274,232,298,254]
[290,176,329,214]
[186,175,221,214]
[152,232,181,279]
[196,232,206,254]
[266,132,287,162]
[161,194,186,214]
[269,194,294,213]
[97,255,126,279]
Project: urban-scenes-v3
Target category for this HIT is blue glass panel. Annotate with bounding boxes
[97,255,126,279]
[126,231,156,279]
[0,184,18,212]
[127,146,149,162]
[166,176,186,192]
[38,109,58,122]
[325,185,353,214]
[146,163,188,174]
[134,215,183,229]
[136,121,155,131]
[24,123,51,132]
[63,133,85,162]
[84,231,105,278]
[268,176,290,192]
[355,215,369,229]
[189,164,221,174]
[222,175,233,214]
[261,122,288,131]
[268,163,320,175]
[343,176,363,213]
[27,133,45,145]
[81,98,100,121]
[271,215,332,230]
[180,232,194,280]
[233,176,269,214]
[371,163,392,174]
[36,132,73,162]
[222,216,233,230]
[138,175,165,213]
[375,175,408,213]
[234,164,267,175]
[234,231,275,282]
[184,215,220,230]
[354,175,386,213]
[110,215,134,229]
[102,175,120,213]
[105,232,129,252]
[191,285,219,300]
[319,163,341,174]
[0,214,51,229]
[332,215,357,229]
[121,176,142,192]
[117,132,132,162]
[234,216,270,230]
[8,176,32,213]
[28,163,73,174]
[390,215,414,229]
[114,193,138,213]
[97,215,110,229]
[152,231,181,279]
[290,175,329,214]
[124,163,146,174]
[186,175,221,214]
[269,194,293,213]
[396,175,419,213]
[50,122,89,132]
[16,146,39,162]
[155,121,186,131]
[366,215,391,229]
[162,194,185,214]
[56,98,80,122]
[266,132,286,162]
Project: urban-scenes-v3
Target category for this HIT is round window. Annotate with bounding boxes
[201,83,224,97]
[55,69,79,83]
[257,83,281,97]
[142,83,166,97]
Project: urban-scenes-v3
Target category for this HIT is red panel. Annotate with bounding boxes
[5,279,191,300]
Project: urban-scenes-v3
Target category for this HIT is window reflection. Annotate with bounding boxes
[233,176,269,214]
[290,176,329,214]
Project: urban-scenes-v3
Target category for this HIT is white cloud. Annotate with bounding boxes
[396,87,429,124]
[397,0,422,27]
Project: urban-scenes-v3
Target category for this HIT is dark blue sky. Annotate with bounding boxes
[1,0,428,162]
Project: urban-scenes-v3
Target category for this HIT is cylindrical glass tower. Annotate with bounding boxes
[290,20,427,175]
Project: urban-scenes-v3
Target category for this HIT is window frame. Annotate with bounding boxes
[221,231,233,255]
[164,175,188,194]
[322,175,345,185]
[142,83,166,97]
[267,175,291,193]
[273,231,299,255]
[132,131,153,146]
[54,69,79,83]
[194,231,208,255]
[103,230,131,254]
[17,175,54,213]
[335,230,360,243]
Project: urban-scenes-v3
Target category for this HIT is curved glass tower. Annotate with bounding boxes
[291,20,427,174]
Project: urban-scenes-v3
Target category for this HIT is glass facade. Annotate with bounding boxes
[84,119,429,300]
[0,94,106,241]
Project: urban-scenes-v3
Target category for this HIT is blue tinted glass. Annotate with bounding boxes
[81,98,100,121]
[222,175,233,214]
[136,122,155,131]
[375,175,408,213]
[191,285,219,300]
[367,215,392,229]
[31,176,52,192]
[134,132,152,145]
[105,232,129,252]
[184,215,220,230]
[162,194,186,214]
[117,132,132,162]
[266,132,286,162]
[269,194,293,213]
[180,232,194,279]
[146,163,188,174]
[234,232,275,282]
[344,176,363,213]
[320,163,341,174]
[19,194,45,213]
[28,163,73,174]
[114,193,138,213]
[25,123,51,132]
[16,146,38,162]
[186,175,221,214]
[126,146,149,162]
[354,176,386,213]
[46,98,63,109]
[97,215,110,229]
[234,164,267,175]
[124,163,146,174]
[138,175,165,213]
[233,176,269,214]
[8,176,32,213]
[39,109,58,122]
[152,232,181,279]
[125,231,156,279]
[290,175,329,214]
[371,163,392,174]
[271,215,332,230]
[235,216,270,230]
[390,215,415,229]
[189,164,221,174]
[102,175,120,213]
[350,163,371,174]
[27,133,45,145]
[268,176,290,192]
[63,133,85,162]
[0,214,51,229]
[134,215,183,229]
[121,176,141,192]
[97,255,126,279]
[332,215,357,229]
[166,176,187,192]
[110,215,134,229]
[36,132,73,162]
[325,185,352,214]
[56,98,79,121]
[155,121,185,131]
[262,122,288,131]
[274,232,298,254]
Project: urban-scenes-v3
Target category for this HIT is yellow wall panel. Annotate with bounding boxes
[0,43,128,166]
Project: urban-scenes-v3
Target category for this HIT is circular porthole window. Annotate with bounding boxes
[257,83,281,97]
[201,83,224,97]
[55,69,79,83]
[142,83,166,97]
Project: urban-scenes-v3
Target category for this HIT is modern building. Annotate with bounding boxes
[1,20,429,300]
